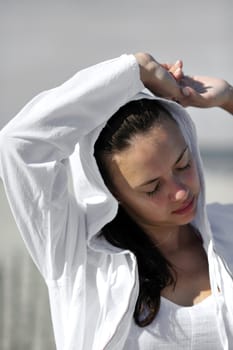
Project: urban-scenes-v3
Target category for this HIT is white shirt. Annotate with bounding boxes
[0,54,233,349]
[124,294,223,349]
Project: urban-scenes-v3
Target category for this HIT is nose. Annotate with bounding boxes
[168,177,189,202]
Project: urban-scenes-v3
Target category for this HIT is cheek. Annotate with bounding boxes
[136,194,169,219]
[119,189,161,215]
[187,164,201,192]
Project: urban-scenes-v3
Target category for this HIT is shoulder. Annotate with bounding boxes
[207,202,233,272]
[207,202,233,225]
[207,202,233,241]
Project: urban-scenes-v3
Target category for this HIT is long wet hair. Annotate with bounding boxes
[94,98,177,327]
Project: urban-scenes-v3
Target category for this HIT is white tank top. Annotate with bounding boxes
[124,294,223,349]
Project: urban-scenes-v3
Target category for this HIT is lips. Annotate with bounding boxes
[172,196,195,215]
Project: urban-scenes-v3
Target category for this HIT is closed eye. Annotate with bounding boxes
[177,161,191,171]
[146,183,161,197]
[146,161,191,197]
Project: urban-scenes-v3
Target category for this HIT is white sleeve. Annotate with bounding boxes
[0,54,144,279]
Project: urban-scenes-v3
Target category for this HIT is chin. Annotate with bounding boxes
[179,215,195,226]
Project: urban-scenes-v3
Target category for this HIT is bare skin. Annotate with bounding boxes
[134,53,184,100]
[105,116,211,306]
[105,52,231,305]
[160,225,211,306]
[179,74,233,114]
[133,52,232,303]
[135,52,233,114]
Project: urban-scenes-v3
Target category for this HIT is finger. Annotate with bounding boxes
[168,60,183,74]
[168,61,184,81]
[179,86,208,108]
[160,66,183,82]
[172,67,183,80]
[161,60,183,72]
[172,85,190,106]
[161,63,171,70]
[182,86,191,97]
[155,67,184,100]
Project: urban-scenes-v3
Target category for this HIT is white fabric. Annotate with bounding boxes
[124,294,223,349]
[0,54,233,350]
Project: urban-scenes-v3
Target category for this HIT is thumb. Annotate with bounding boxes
[179,86,206,107]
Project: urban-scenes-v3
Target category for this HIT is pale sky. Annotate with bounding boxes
[1,0,233,150]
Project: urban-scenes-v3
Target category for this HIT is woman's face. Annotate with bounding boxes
[104,115,200,235]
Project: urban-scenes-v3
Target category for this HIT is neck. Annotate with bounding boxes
[139,223,194,255]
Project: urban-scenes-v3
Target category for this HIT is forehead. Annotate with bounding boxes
[111,119,186,187]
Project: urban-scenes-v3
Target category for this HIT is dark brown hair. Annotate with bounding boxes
[94,99,176,326]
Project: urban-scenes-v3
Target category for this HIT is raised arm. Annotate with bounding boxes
[0,55,143,157]
[0,53,182,279]
[178,74,233,115]
[135,52,183,99]
[219,82,233,114]
[0,55,142,277]
[0,53,182,153]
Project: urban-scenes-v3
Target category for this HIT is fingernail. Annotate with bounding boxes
[182,87,190,96]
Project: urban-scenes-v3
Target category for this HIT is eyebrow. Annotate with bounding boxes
[136,146,188,188]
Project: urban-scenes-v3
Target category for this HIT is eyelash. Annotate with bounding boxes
[146,161,191,197]
[146,183,161,197]
[177,161,191,171]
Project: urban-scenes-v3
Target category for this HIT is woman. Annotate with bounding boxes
[0,53,232,349]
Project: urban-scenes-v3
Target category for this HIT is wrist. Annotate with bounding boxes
[134,52,159,86]
[221,83,233,114]
[134,52,182,100]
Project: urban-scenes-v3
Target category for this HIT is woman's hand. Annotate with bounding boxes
[161,60,184,81]
[134,52,184,101]
[179,75,233,113]
[135,53,233,115]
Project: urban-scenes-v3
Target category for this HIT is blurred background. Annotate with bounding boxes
[0,1,232,349]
